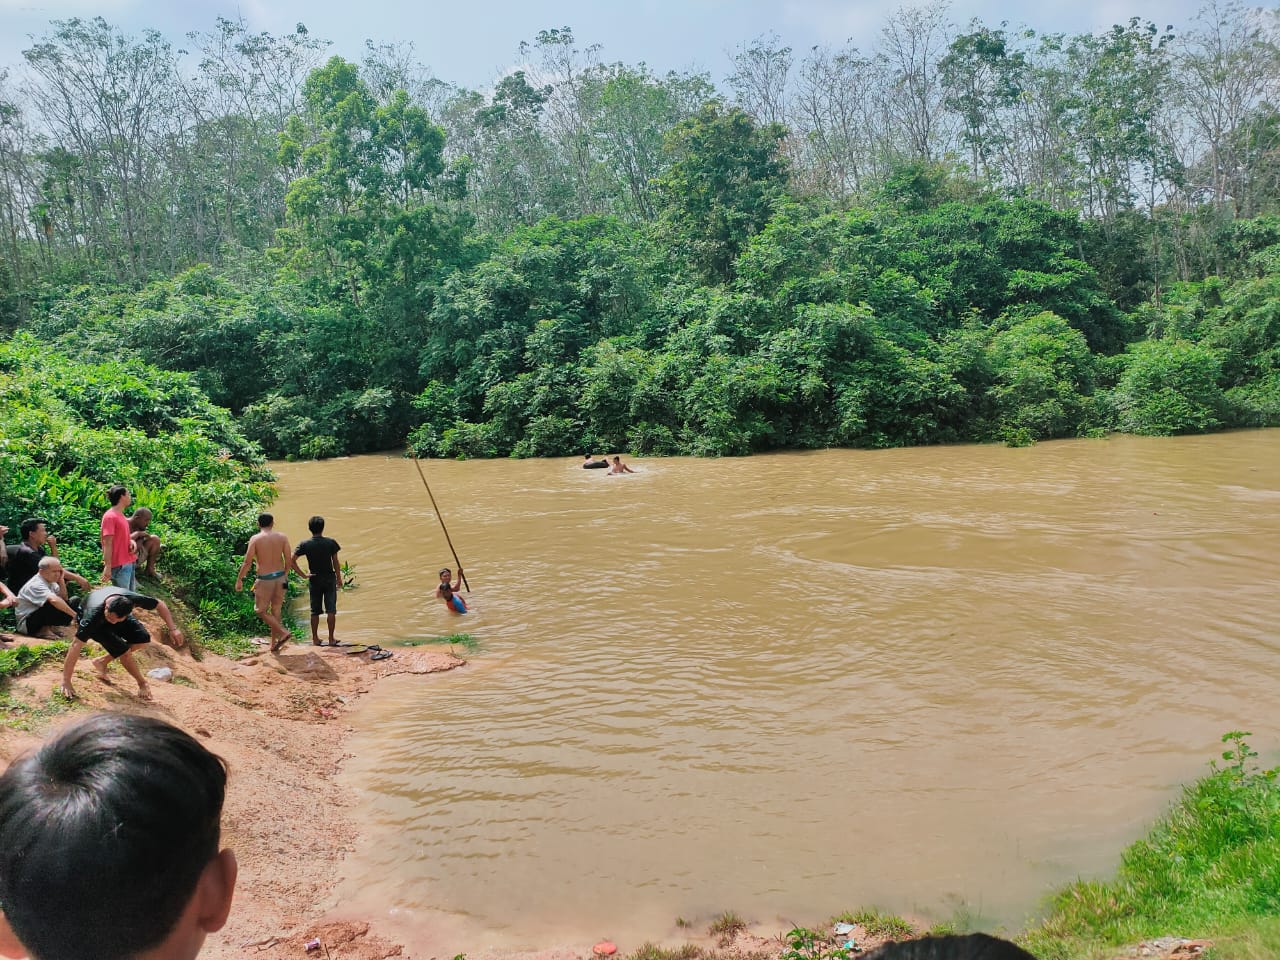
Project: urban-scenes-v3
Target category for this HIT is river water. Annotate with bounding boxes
[268,432,1280,952]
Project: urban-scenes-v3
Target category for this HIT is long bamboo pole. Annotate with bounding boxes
[412,454,470,592]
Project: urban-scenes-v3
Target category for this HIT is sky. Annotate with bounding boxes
[1,0,1205,90]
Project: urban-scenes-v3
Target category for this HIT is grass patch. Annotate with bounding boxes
[0,687,75,731]
[833,909,915,940]
[628,944,705,960]
[708,911,747,946]
[0,641,69,679]
[1021,732,1280,960]
[401,632,479,651]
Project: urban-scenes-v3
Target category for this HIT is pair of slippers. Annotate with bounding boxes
[342,644,393,662]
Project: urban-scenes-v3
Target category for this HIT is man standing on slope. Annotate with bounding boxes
[291,515,342,646]
[235,513,293,652]
[100,484,138,589]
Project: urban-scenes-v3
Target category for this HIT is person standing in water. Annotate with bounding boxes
[436,567,468,613]
[234,513,293,652]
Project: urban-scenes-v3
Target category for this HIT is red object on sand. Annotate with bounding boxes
[593,942,618,956]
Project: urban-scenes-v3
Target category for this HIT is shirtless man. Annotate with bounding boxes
[234,513,293,652]
[129,507,163,578]
[607,455,636,475]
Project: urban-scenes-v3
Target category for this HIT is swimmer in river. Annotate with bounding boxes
[607,456,635,475]
[582,454,608,469]
[436,567,468,614]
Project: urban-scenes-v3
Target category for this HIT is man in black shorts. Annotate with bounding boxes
[291,515,342,646]
[59,585,184,701]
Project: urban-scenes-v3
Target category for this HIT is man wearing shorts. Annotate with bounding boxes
[291,515,342,646]
[100,484,138,589]
[59,584,183,701]
[235,512,293,652]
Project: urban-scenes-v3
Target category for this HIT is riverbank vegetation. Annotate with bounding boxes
[2,8,1280,458]
[0,336,273,643]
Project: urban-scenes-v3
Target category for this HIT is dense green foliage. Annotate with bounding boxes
[3,12,1280,459]
[0,336,274,642]
[1023,733,1280,959]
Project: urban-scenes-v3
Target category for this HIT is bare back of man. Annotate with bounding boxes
[235,514,293,652]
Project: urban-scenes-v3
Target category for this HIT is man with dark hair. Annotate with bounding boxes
[59,584,184,701]
[235,512,293,652]
[15,557,79,639]
[7,517,89,595]
[862,934,1037,960]
[0,713,237,960]
[101,484,138,590]
[291,515,342,646]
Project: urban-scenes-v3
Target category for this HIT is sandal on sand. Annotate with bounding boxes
[343,645,369,655]
[370,650,393,661]
[270,633,292,653]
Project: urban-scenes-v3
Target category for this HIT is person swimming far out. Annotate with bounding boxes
[582,453,608,469]
[437,567,468,614]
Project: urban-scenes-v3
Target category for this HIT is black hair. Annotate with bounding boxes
[308,515,325,534]
[0,713,227,960]
[258,512,273,528]
[20,518,46,541]
[439,568,451,576]
[105,595,135,618]
[107,484,129,506]
[862,935,1037,960]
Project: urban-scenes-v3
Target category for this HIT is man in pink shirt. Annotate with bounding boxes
[101,484,138,590]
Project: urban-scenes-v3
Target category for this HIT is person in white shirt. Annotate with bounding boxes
[16,556,78,638]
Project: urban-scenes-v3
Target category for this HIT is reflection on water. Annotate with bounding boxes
[268,432,1280,952]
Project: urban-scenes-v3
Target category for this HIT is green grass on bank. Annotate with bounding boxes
[1022,732,1280,959]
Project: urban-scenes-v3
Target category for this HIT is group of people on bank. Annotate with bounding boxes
[0,485,177,701]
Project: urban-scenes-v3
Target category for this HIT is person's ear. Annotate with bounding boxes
[197,848,238,933]
[0,912,27,959]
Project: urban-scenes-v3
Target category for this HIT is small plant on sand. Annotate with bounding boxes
[709,911,747,946]
[835,909,915,940]
[675,917,691,928]
[781,926,856,960]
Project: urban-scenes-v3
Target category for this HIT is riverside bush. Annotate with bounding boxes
[0,335,274,641]
[1023,732,1280,959]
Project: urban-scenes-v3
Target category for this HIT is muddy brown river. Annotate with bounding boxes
[268,432,1280,952]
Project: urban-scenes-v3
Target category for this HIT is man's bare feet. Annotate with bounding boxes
[35,627,59,640]
[59,683,78,700]
[91,659,112,683]
[136,683,154,702]
[270,631,292,653]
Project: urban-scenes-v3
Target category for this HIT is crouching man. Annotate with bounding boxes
[0,713,237,960]
[60,585,184,701]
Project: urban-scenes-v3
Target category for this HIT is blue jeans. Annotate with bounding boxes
[111,563,137,591]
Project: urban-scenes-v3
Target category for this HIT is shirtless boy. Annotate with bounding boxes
[234,513,293,652]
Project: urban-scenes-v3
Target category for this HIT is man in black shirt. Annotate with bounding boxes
[291,515,342,646]
[59,585,183,702]
[7,518,90,596]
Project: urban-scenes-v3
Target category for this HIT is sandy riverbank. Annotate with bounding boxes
[0,615,465,960]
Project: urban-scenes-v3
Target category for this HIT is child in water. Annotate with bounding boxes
[436,567,468,614]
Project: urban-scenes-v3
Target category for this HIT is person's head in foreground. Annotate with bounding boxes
[862,934,1036,960]
[0,713,237,960]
